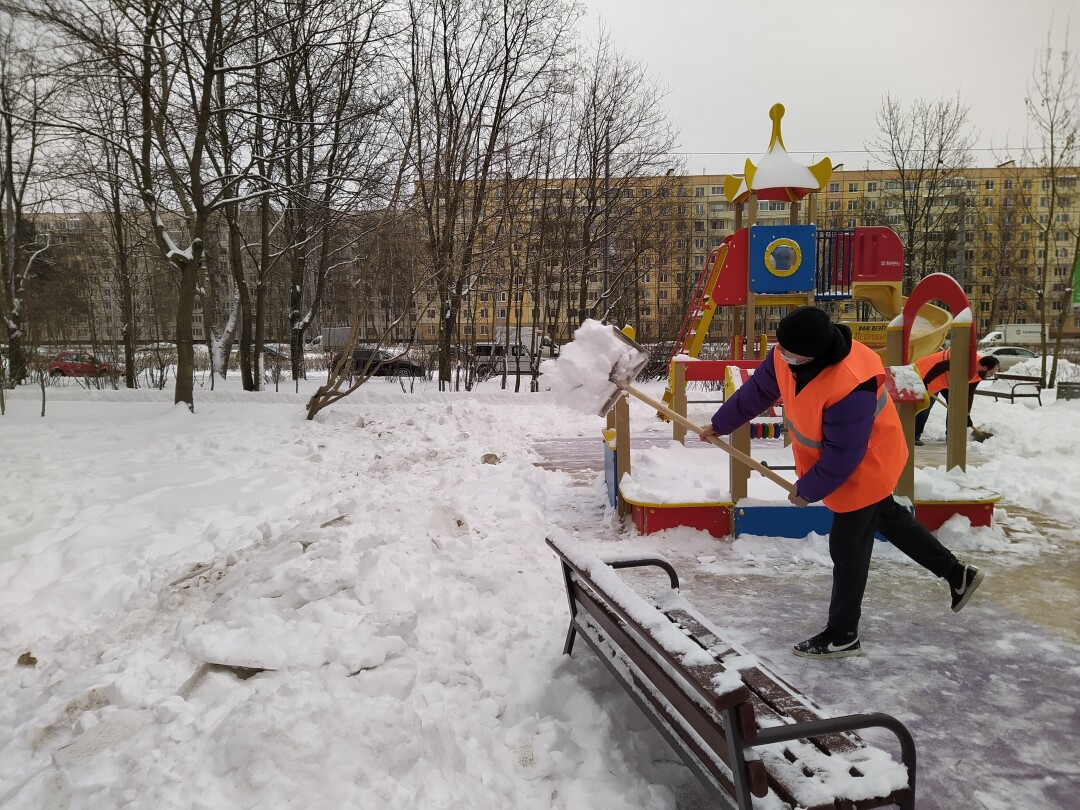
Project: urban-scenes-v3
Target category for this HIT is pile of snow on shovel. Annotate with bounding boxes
[540,319,648,414]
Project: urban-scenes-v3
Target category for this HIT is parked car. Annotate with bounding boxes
[980,345,1039,372]
[48,351,123,377]
[333,348,425,378]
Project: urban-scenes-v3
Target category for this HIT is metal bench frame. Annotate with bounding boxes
[976,373,1043,405]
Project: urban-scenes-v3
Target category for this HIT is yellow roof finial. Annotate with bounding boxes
[768,103,786,151]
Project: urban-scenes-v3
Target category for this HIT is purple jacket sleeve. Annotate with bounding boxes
[795,389,877,504]
[709,351,782,435]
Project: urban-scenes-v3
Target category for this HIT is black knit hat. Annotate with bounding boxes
[776,306,836,358]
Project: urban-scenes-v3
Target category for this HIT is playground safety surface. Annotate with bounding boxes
[535,435,1080,810]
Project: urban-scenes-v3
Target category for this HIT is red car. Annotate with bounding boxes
[48,351,123,378]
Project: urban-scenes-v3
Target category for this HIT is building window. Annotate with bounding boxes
[866,182,878,192]
[848,200,858,211]
[711,186,723,195]
[828,182,840,193]
[848,182,858,193]
[710,219,722,230]
[694,221,705,232]
[693,238,706,249]
[985,180,995,190]
[694,187,704,197]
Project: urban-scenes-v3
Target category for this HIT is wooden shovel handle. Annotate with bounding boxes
[618,382,798,495]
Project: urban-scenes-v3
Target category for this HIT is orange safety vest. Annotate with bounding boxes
[915,349,981,395]
[777,341,907,513]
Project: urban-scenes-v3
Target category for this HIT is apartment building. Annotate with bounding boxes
[815,163,1080,337]
[449,163,1079,348]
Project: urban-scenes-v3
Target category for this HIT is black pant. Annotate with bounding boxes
[827,495,958,637]
[914,388,974,439]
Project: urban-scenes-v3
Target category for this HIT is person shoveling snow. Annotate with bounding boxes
[699,306,985,659]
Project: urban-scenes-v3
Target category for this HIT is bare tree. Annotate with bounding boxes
[4,0,276,408]
[866,93,977,291]
[1022,26,1079,386]
[558,28,680,336]
[403,0,580,390]
[0,24,63,386]
[260,0,400,384]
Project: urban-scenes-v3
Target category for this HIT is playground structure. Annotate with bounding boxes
[604,105,1000,540]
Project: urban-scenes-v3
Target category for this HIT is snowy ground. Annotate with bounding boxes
[0,361,1077,809]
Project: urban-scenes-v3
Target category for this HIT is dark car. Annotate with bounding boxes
[48,351,123,377]
[334,348,425,378]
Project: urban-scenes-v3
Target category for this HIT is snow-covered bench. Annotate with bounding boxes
[975,372,1044,405]
[546,535,916,810]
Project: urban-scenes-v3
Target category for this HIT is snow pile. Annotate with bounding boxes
[539,319,647,415]
[0,373,1077,809]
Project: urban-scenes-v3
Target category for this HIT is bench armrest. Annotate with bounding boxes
[600,553,680,589]
[755,711,916,804]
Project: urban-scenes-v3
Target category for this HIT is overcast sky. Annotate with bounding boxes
[580,0,1078,175]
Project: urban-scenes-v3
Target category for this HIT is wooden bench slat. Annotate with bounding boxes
[571,588,769,798]
[665,609,860,753]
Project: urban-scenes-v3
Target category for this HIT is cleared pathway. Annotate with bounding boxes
[535,434,1080,810]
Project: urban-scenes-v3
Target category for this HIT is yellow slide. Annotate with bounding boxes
[851,281,952,363]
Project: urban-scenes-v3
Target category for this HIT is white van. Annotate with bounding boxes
[473,342,534,378]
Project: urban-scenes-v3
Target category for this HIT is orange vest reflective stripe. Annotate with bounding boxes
[776,341,907,513]
[916,349,981,394]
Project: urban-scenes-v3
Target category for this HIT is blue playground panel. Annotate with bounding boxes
[734,502,911,540]
[748,224,817,294]
[735,503,833,538]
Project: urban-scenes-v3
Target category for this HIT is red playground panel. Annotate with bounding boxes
[852,226,904,283]
[914,501,995,531]
[630,503,733,539]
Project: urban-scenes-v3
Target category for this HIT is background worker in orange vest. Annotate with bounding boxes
[699,307,984,659]
[913,349,1000,445]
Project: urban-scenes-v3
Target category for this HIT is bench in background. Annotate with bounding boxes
[547,535,917,810]
[975,372,1043,405]
[1056,380,1080,401]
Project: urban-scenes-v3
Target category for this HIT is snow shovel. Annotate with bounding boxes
[600,327,797,495]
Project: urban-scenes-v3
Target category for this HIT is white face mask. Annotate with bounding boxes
[778,348,811,366]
